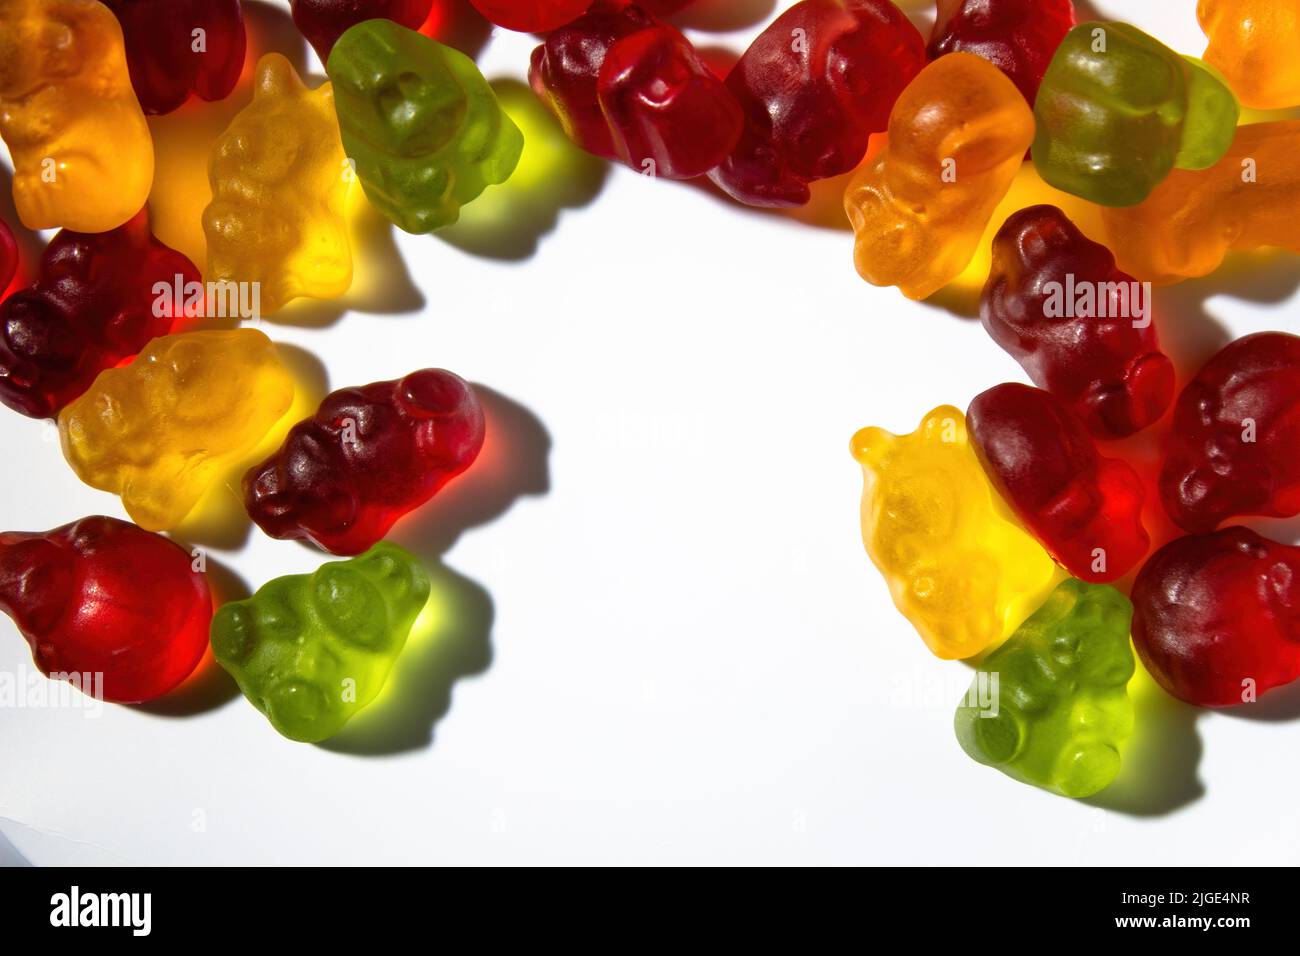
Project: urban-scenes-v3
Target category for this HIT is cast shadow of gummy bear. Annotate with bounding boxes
[436,80,608,262]
[319,385,551,755]
[1082,667,1205,817]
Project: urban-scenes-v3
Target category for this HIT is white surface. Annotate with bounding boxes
[2,0,1299,866]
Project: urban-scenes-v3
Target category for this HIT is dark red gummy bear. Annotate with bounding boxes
[0,516,212,703]
[968,383,1148,583]
[0,219,16,296]
[244,369,486,555]
[927,0,1074,106]
[1160,332,1300,533]
[1132,527,1300,707]
[708,0,926,207]
[470,0,591,33]
[104,0,247,115]
[530,2,742,179]
[982,205,1174,440]
[0,210,199,419]
[290,0,433,62]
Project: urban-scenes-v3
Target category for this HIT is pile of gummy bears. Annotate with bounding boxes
[0,1,1295,783]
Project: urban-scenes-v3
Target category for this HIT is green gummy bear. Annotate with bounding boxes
[1033,22,1239,207]
[326,18,524,233]
[954,578,1135,798]
[210,542,431,742]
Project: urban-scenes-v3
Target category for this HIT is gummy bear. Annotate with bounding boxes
[0,516,212,703]
[954,578,1134,798]
[529,2,742,179]
[0,0,154,232]
[103,0,246,115]
[1100,121,1300,284]
[0,218,16,295]
[1132,527,1300,707]
[844,52,1034,300]
[328,20,524,233]
[470,0,591,33]
[58,329,295,532]
[981,205,1175,439]
[968,384,1149,584]
[1033,22,1239,207]
[1159,332,1300,534]
[850,405,1060,660]
[0,210,200,420]
[289,0,432,63]
[211,542,430,742]
[245,369,486,555]
[709,0,926,207]
[1198,0,1300,111]
[927,0,1075,106]
[203,53,352,316]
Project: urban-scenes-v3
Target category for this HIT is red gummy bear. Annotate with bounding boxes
[968,383,1148,583]
[1132,527,1300,707]
[0,219,16,296]
[529,2,742,179]
[290,0,433,62]
[708,0,926,207]
[471,0,591,32]
[982,205,1174,440]
[0,516,212,703]
[104,0,247,115]
[1160,332,1300,533]
[0,210,199,420]
[244,369,486,555]
[927,0,1075,106]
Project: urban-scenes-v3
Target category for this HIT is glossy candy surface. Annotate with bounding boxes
[0,211,200,419]
[289,0,432,62]
[981,205,1174,439]
[0,0,154,232]
[0,516,212,703]
[104,0,246,115]
[1033,22,1238,207]
[927,0,1075,105]
[1198,0,1300,110]
[470,0,591,33]
[529,2,741,179]
[211,542,431,742]
[58,329,295,532]
[968,384,1148,583]
[1101,121,1300,284]
[850,405,1059,660]
[845,52,1034,300]
[710,0,926,207]
[1159,332,1300,534]
[329,20,524,233]
[0,219,17,295]
[203,53,352,315]
[1132,527,1300,707]
[955,578,1134,798]
[245,369,486,555]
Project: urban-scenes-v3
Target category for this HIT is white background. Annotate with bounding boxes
[2,0,1298,865]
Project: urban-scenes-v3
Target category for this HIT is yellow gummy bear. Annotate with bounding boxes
[202,53,352,316]
[844,52,1035,301]
[1199,0,1300,111]
[0,0,154,232]
[850,406,1060,660]
[58,329,295,532]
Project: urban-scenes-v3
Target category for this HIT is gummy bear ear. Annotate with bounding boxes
[255,53,297,100]
[850,426,894,467]
[919,405,966,446]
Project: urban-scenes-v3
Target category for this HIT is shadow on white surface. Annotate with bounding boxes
[320,384,552,754]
